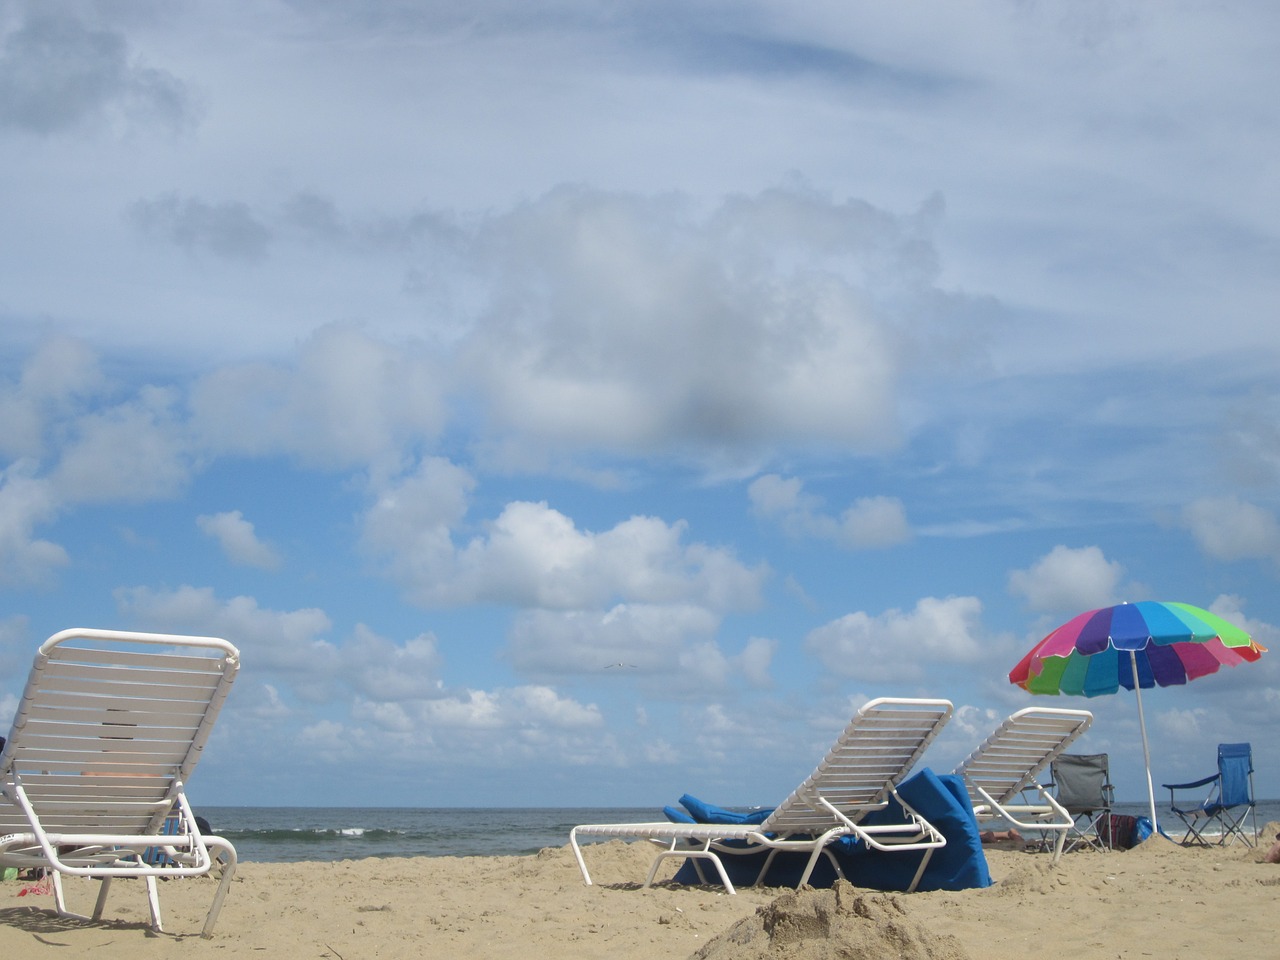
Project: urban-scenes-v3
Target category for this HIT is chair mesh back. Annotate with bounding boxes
[1217,742,1253,808]
[1051,753,1108,814]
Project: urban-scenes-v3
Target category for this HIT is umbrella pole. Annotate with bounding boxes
[1130,651,1159,831]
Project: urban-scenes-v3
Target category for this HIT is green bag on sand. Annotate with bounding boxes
[2,867,18,882]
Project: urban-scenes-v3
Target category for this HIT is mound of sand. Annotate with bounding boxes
[691,881,970,960]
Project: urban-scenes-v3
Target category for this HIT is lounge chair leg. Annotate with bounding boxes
[51,871,70,918]
[92,876,112,921]
[647,849,735,895]
[753,849,781,887]
[821,849,846,882]
[201,840,238,937]
[144,876,163,932]
[568,829,594,886]
[906,849,933,893]
[796,847,827,888]
[1050,828,1067,864]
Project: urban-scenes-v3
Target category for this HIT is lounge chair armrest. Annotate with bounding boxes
[1162,774,1218,791]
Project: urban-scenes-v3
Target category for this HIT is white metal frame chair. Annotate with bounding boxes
[571,698,953,894]
[1049,752,1114,852]
[952,707,1093,863]
[0,628,240,936]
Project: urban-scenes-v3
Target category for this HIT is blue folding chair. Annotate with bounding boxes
[1162,742,1257,847]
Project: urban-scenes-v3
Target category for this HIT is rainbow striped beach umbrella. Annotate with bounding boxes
[1009,601,1266,830]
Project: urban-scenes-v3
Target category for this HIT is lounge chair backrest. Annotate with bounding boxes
[0,628,239,840]
[954,707,1092,808]
[1217,742,1253,809]
[762,698,953,835]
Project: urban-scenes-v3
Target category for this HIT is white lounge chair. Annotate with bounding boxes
[0,628,240,936]
[570,697,953,894]
[951,707,1093,862]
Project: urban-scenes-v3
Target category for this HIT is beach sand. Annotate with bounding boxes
[4,824,1278,958]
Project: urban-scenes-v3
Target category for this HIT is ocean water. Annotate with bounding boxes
[198,801,1280,864]
[198,807,660,863]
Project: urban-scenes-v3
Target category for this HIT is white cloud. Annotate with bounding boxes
[108,587,616,761]
[1155,706,1208,742]
[1007,545,1125,613]
[350,699,419,736]
[304,683,608,771]
[507,603,720,676]
[510,604,777,697]
[0,615,27,727]
[129,194,271,261]
[197,510,282,570]
[747,474,809,519]
[1181,496,1280,563]
[948,703,1005,748]
[736,636,776,689]
[360,456,475,583]
[369,493,767,612]
[354,685,604,736]
[0,461,68,586]
[0,337,190,583]
[457,185,951,464]
[113,584,340,701]
[805,596,988,681]
[748,473,911,549]
[0,615,29,676]
[189,324,448,469]
[0,11,196,136]
[239,683,291,723]
[344,625,445,702]
[49,385,190,504]
[0,335,104,460]
[641,739,679,765]
[840,496,912,548]
[297,718,354,754]
[676,641,735,689]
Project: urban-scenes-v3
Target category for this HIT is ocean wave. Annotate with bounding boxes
[218,827,408,844]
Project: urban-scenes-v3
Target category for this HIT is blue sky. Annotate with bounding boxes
[2,1,1279,809]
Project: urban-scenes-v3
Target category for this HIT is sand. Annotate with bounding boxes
[4,824,1279,959]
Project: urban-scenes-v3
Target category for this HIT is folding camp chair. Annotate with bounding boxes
[1049,753,1113,852]
[1163,742,1257,847]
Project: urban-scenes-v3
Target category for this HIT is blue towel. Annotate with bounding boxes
[663,805,696,824]
[670,768,991,892]
[675,795,773,825]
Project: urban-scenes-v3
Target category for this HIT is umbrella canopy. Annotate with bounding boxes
[1009,601,1266,832]
[1010,601,1264,696]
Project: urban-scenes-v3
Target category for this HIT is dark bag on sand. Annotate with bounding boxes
[1099,814,1139,849]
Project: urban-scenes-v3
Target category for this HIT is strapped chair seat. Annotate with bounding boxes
[571,698,953,894]
[952,707,1093,862]
[0,628,240,936]
[1162,742,1257,847]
